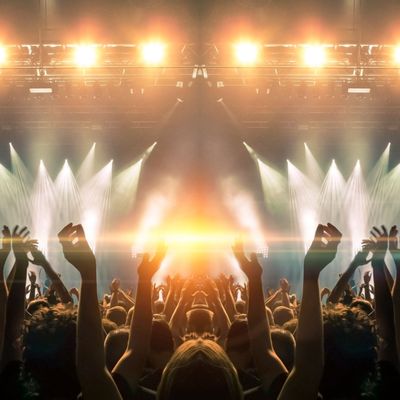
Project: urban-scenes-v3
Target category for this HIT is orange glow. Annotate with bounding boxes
[134,217,239,254]
[234,41,259,65]
[0,45,6,65]
[74,44,97,67]
[303,44,326,67]
[141,42,166,65]
[394,46,400,64]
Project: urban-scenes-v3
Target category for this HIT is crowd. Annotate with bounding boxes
[0,222,399,399]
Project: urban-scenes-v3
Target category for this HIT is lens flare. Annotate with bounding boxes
[141,42,166,65]
[394,46,400,64]
[234,42,259,65]
[74,44,97,68]
[0,45,6,65]
[304,45,326,67]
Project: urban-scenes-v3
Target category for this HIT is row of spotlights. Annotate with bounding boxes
[234,43,327,67]
[1,41,400,68]
[233,42,400,67]
[0,42,166,67]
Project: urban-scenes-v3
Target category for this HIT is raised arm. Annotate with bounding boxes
[58,223,121,400]
[279,223,342,400]
[280,278,291,308]
[1,226,36,370]
[205,277,231,346]
[112,244,166,395]
[163,275,178,321]
[328,249,370,304]
[29,248,72,304]
[360,270,373,302]
[388,225,400,367]
[265,288,282,309]
[0,226,11,359]
[363,226,398,367]
[233,243,287,394]
[219,274,237,321]
[27,271,39,302]
[169,278,194,347]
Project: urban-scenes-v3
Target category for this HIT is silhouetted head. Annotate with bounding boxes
[157,338,243,400]
[271,328,295,371]
[320,305,377,399]
[148,319,174,369]
[26,298,49,315]
[186,308,214,335]
[23,305,80,399]
[154,299,165,314]
[350,298,374,316]
[104,328,129,371]
[226,319,253,371]
[235,300,246,314]
[106,306,127,326]
[273,306,294,326]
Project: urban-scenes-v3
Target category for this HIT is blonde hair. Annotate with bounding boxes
[157,338,243,400]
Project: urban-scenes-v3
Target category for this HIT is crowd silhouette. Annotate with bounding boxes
[0,221,399,399]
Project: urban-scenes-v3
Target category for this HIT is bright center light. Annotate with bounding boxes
[394,46,400,64]
[0,46,6,65]
[74,44,97,68]
[141,42,166,65]
[304,45,326,67]
[234,42,259,65]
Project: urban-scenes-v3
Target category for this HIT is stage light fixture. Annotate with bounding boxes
[234,42,259,65]
[74,44,97,68]
[0,46,6,65]
[303,45,326,67]
[141,42,166,65]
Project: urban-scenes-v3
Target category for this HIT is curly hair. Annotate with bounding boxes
[320,304,377,399]
[22,305,80,399]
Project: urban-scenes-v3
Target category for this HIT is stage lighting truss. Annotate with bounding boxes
[2,42,400,100]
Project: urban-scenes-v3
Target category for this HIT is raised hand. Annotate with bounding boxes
[28,248,47,266]
[364,270,372,285]
[388,225,400,267]
[137,243,166,281]
[205,277,221,302]
[362,226,388,261]
[233,241,262,280]
[28,270,37,284]
[353,248,372,267]
[57,223,96,276]
[389,225,398,251]
[1,225,11,254]
[180,278,196,303]
[304,223,342,279]
[11,226,37,262]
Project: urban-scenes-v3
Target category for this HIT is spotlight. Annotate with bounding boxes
[141,42,166,65]
[234,42,259,65]
[0,45,6,65]
[303,45,326,67]
[74,44,97,68]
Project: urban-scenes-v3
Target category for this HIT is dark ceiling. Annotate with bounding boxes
[1,1,400,44]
